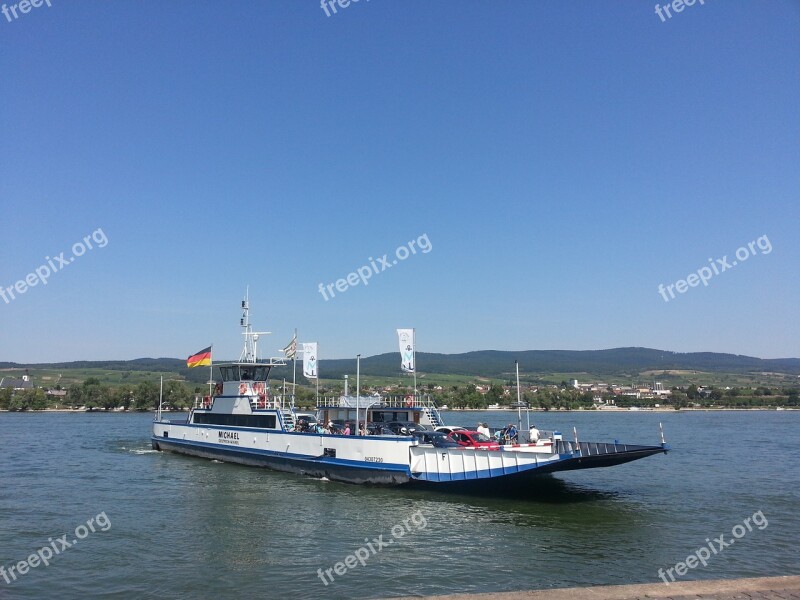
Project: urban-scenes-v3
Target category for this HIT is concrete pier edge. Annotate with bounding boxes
[391,575,800,600]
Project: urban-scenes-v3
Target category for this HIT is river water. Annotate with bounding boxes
[0,410,798,599]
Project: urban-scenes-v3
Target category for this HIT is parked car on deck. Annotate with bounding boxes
[434,425,466,435]
[294,413,318,432]
[411,430,460,447]
[385,421,429,436]
[448,430,500,449]
[366,422,393,436]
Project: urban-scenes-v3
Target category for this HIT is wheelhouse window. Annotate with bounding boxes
[219,366,238,381]
[193,413,277,428]
[217,365,271,381]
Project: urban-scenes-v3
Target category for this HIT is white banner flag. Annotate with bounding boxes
[303,343,318,379]
[397,328,415,373]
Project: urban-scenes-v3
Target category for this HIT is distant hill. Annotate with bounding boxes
[287,348,800,379]
[2,348,799,384]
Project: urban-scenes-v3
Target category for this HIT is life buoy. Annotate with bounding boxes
[239,383,248,395]
[405,395,413,408]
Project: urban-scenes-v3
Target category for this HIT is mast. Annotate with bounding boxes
[292,328,297,403]
[158,375,163,420]
[239,287,271,364]
[516,360,522,436]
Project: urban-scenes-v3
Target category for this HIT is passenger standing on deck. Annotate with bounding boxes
[343,422,351,436]
[529,424,540,443]
[477,423,490,437]
[506,423,518,443]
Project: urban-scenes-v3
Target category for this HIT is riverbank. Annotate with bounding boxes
[391,575,800,600]
[449,407,798,412]
[0,407,796,413]
[0,408,187,413]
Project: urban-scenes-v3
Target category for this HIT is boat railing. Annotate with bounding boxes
[192,393,299,412]
[552,439,639,456]
[318,394,440,409]
[315,394,445,428]
[269,394,296,411]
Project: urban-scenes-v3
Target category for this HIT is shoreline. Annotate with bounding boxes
[0,407,796,414]
[390,575,800,600]
[0,408,186,413]
[448,407,798,412]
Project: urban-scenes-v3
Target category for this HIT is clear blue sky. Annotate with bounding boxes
[1,1,798,363]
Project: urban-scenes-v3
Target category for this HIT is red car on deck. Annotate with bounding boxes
[448,430,500,449]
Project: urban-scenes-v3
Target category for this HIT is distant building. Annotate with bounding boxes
[0,375,34,390]
[651,381,671,397]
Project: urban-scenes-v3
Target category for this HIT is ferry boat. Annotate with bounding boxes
[152,299,669,486]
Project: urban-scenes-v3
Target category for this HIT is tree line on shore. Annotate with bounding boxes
[425,383,799,410]
[1,379,798,412]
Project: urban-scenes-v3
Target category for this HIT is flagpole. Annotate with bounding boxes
[516,360,522,437]
[413,328,417,398]
[208,344,213,401]
[315,342,320,405]
[356,353,361,433]
[292,328,297,403]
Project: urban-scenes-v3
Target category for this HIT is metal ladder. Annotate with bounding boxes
[423,405,442,427]
[280,409,295,431]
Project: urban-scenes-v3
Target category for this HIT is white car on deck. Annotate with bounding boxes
[434,426,466,435]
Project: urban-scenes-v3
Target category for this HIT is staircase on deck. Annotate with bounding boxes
[422,405,442,427]
[280,409,295,431]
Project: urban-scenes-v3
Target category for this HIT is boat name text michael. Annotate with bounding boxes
[218,431,240,445]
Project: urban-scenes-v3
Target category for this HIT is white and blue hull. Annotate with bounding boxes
[152,419,668,486]
[153,420,416,484]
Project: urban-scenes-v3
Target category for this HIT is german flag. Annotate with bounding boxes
[187,346,212,368]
